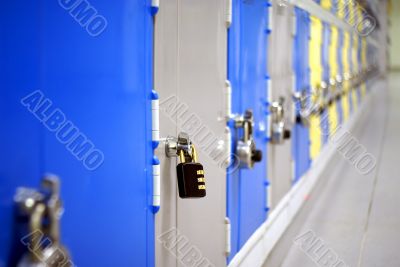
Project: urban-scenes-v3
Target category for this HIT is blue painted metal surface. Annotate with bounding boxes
[1,1,155,266]
[293,8,311,182]
[227,0,269,262]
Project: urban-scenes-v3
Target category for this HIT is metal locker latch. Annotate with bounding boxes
[320,81,330,108]
[270,98,291,144]
[15,175,72,267]
[233,109,262,169]
[293,89,312,127]
[165,132,207,198]
[335,74,344,99]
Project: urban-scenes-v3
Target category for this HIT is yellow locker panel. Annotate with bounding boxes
[342,30,350,122]
[309,16,323,160]
[328,24,339,136]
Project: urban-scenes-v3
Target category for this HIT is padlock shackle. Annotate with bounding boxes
[191,144,198,163]
[179,149,186,163]
[42,176,62,245]
[29,203,46,262]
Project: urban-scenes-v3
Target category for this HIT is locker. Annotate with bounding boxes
[309,14,323,160]
[292,8,311,182]
[361,34,368,97]
[340,1,351,122]
[350,3,360,112]
[267,0,295,209]
[337,11,345,125]
[321,0,331,143]
[358,8,367,99]
[326,0,340,138]
[154,0,227,266]
[1,1,155,266]
[226,0,269,261]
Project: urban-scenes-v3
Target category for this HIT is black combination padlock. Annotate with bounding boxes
[176,144,206,198]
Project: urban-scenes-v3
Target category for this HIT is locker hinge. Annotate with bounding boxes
[224,81,232,168]
[151,90,161,213]
[151,0,160,16]
[268,2,273,32]
[226,0,232,28]
[224,127,232,168]
[151,90,160,148]
[225,80,232,119]
[291,74,297,124]
[266,78,272,140]
[225,217,231,257]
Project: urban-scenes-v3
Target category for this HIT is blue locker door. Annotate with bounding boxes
[0,2,43,265]
[1,1,154,266]
[227,0,268,262]
[293,8,311,182]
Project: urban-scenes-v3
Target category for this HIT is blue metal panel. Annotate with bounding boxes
[293,8,311,182]
[322,24,330,82]
[227,0,269,262]
[0,3,43,265]
[1,1,155,266]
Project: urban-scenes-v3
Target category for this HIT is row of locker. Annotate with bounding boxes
[0,0,387,266]
[154,0,382,266]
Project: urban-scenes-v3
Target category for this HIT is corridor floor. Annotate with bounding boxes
[264,73,400,267]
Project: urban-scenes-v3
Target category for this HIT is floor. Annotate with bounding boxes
[264,73,400,267]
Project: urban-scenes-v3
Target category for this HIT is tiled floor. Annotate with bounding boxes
[264,73,400,267]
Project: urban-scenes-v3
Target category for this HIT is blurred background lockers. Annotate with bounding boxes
[0,0,392,267]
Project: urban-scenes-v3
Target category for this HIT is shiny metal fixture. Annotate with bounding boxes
[234,109,262,169]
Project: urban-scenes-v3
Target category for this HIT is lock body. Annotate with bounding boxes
[177,162,206,198]
[293,89,312,127]
[236,139,262,169]
[270,100,291,144]
[234,109,262,169]
[166,132,206,199]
